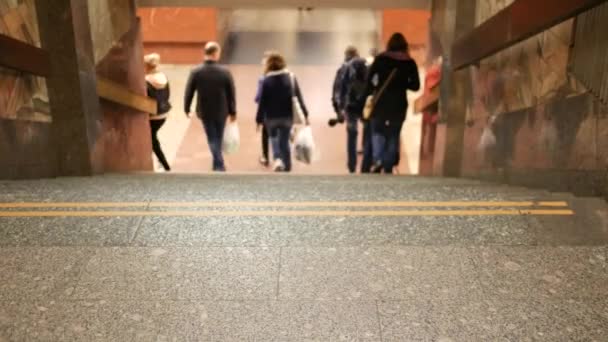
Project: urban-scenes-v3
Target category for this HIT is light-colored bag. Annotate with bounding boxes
[290,73,307,125]
[478,115,496,151]
[294,126,315,164]
[222,122,240,154]
[363,69,398,120]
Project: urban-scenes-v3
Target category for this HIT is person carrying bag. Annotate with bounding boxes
[364,33,420,174]
[363,69,397,120]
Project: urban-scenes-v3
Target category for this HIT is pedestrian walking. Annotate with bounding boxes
[184,42,237,172]
[144,53,172,172]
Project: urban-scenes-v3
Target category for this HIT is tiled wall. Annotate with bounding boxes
[90,0,153,172]
[88,0,137,64]
[475,0,515,25]
[382,9,430,66]
[0,0,50,123]
[138,7,218,64]
[459,1,608,196]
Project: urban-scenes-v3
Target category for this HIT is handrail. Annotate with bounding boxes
[1,35,156,115]
[452,0,608,70]
[96,76,157,114]
[0,33,51,77]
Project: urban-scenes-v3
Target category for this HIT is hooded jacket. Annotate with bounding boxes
[366,51,420,123]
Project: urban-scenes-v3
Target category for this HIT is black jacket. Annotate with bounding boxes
[366,52,420,123]
[256,70,309,123]
[331,58,355,114]
[184,60,236,120]
[146,81,171,115]
[341,57,369,117]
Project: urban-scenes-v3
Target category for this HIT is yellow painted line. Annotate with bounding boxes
[0,201,569,208]
[0,209,575,217]
[0,202,149,208]
[520,209,575,216]
[536,201,569,207]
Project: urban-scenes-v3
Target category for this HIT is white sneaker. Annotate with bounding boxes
[273,159,285,172]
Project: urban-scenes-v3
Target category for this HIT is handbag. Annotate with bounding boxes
[363,69,398,120]
[290,73,307,125]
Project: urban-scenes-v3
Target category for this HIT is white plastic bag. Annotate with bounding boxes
[294,126,315,164]
[478,115,497,152]
[478,126,496,151]
[222,122,240,154]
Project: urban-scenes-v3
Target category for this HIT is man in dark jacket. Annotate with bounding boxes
[339,56,369,173]
[331,46,359,124]
[184,42,237,172]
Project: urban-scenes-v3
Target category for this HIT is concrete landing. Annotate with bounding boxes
[1,175,607,340]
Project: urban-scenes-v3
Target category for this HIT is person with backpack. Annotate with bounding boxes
[144,53,172,172]
[365,33,420,174]
[330,46,358,126]
[340,55,369,173]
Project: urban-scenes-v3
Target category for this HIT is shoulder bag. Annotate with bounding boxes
[363,69,397,120]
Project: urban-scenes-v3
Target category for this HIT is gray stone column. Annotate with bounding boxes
[432,0,477,177]
[35,0,104,176]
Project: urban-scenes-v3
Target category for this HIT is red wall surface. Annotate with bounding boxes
[382,9,430,65]
[138,8,218,64]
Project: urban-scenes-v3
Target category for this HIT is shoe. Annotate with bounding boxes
[273,159,285,172]
[259,156,270,167]
[371,162,383,174]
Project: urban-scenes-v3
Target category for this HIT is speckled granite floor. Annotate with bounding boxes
[1,174,607,341]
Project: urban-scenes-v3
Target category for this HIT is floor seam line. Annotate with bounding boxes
[275,247,283,299]
[375,300,384,342]
[128,201,150,245]
[68,250,97,299]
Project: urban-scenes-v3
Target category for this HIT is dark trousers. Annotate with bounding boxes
[361,120,373,173]
[201,118,226,171]
[346,116,358,173]
[262,126,270,160]
[150,119,170,171]
[371,118,403,174]
[267,120,293,172]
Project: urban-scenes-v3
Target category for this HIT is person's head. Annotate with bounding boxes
[264,52,287,74]
[261,50,275,67]
[344,46,359,61]
[204,41,222,61]
[369,47,379,58]
[144,53,160,73]
[386,33,409,53]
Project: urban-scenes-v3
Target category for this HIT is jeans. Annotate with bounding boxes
[361,120,373,173]
[261,125,269,161]
[150,119,170,171]
[346,116,358,173]
[266,119,293,172]
[371,118,403,174]
[202,118,226,171]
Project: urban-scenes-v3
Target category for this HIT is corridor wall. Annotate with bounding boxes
[0,0,54,178]
[442,0,608,197]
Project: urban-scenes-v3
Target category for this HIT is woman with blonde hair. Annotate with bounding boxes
[144,53,172,172]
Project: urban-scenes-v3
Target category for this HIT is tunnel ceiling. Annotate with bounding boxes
[138,0,430,10]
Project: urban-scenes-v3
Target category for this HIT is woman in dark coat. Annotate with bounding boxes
[256,52,309,172]
[366,33,420,174]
